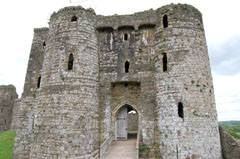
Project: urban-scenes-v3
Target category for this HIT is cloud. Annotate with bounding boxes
[213,73,240,121]
[208,35,240,75]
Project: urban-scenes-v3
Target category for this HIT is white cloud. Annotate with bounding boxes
[213,73,240,121]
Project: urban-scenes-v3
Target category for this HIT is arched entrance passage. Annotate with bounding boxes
[113,104,139,140]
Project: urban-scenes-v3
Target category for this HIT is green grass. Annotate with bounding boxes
[223,126,240,140]
[0,130,16,159]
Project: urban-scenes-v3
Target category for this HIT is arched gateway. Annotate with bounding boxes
[113,104,140,140]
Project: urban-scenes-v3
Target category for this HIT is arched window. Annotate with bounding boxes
[178,102,184,119]
[163,15,168,28]
[68,53,74,70]
[162,53,167,72]
[125,61,130,73]
[71,15,78,22]
[37,75,41,88]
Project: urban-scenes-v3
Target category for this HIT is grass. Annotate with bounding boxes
[0,130,16,159]
[224,126,240,140]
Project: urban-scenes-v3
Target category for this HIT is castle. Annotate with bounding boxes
[0,3,228,159]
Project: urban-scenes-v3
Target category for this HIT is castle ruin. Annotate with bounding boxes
[4,3,225,159]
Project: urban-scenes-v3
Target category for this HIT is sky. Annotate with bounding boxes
[0,0,239,121]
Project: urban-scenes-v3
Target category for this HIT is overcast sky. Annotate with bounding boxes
[0,0,239,121]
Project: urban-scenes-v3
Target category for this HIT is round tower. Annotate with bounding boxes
[29,6,99,158]
[154,4,222,159]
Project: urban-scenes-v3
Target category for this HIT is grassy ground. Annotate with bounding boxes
[0,130,16,159]
[224,126,240,140]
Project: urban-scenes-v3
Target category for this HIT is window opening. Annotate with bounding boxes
[178,102,184,118]
[71,15,78,22]
[125,61,130,73]
[37,76,41,88]
[43,42,46,49]
[162,53,167,72]
[163,15,168,28]
[68,53,74,70]
[124,33,128,41]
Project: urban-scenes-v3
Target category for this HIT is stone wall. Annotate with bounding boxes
[13,6,99,159]
[153,4,222,159]
[128,113,138,132]
[219,126,240,159]
[0,85,18,133]
[22,28,48,97]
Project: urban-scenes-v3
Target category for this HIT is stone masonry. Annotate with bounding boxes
[0,85,18,133]
[219,126,240,159]
[10,3,223,159]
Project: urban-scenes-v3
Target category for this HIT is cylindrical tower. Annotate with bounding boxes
[154,4,222,159]
[21,6,99,158]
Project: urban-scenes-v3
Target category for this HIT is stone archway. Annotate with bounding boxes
[113,104,140,141]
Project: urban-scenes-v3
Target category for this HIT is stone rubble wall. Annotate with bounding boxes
[0,85,18,133]
[128,113,138,132]
[154,4,222,159]
[22,28,48,97]
[219,126,240,159]
[13,6,99,159]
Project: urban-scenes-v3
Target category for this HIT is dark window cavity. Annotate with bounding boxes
[68,53,74,70]
[71,15,78,22]
[178,102,184,118]
[163,15,168,28]
[43,42,46,49]
[125,61,130,73]
[124,33,128,41]
[162,53,167,72]
[37,76,41,88]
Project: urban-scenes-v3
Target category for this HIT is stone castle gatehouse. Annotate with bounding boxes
[11,3,222,159]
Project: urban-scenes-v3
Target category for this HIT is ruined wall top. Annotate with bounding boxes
[0,85,18,98]
[45,3,202,31]
[33,27,49,33]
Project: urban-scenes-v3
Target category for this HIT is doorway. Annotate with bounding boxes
[115,105,138,140]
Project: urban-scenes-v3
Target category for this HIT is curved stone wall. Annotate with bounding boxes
[154,4,222,159]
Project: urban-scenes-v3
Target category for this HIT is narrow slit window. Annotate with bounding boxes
[125,61,130,73]
[37,76,41,88]
[71,15,78,22]
[163,15,168,28]
[178,102,184,118]
[43,42,46,49]
[162,53,167,72]
[68,53,74,70]
[124,33,128,41]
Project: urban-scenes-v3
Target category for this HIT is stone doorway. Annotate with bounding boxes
[115,105,138,140]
